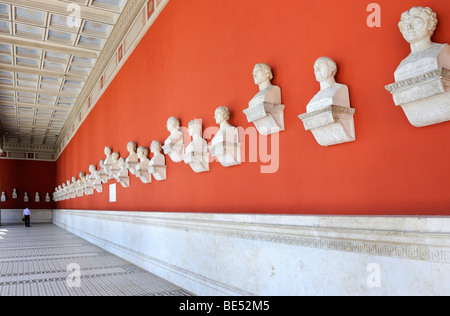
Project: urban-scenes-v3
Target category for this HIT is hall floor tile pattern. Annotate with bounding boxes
[0,223,193,296]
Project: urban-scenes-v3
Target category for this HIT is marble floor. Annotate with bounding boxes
[0,223,193,296]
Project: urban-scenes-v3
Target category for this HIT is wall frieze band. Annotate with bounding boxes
[55,210,450,264]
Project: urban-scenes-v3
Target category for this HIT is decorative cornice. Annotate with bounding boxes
[385,67,450,93]
[299,105,356,120]
[55,210,450,264]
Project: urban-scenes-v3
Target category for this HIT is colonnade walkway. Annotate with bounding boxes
[0,223,193,296]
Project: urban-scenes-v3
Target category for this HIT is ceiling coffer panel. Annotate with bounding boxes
[0,0,128,146]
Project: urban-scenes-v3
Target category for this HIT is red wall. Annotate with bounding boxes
[0,159,56,210]
[55,0,450,215]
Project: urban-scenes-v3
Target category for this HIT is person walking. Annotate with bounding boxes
[23,207,31,227]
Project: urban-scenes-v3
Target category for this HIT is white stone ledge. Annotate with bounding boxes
[52,210,450,296]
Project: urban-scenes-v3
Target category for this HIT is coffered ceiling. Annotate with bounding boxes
[0,0,128,148]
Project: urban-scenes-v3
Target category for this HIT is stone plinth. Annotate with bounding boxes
[385,67,450,127]
[243,103,285,136]
[299,105,356,147]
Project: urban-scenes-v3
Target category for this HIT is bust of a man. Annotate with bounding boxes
[395,6,450,81]
[249,63,282,107]
[150,141,165,166]
[89,164,103,193]
[299,57,356,146]
[307,57,350,113]
[109,152,120,179]
[136,146,151,184]
[210,106,241,167]
[125,141,139,174]
[116,157,130,188]
[184,120,209,173]
[163,117,184,162]
[99,159,109,184]
[244,63,285,135]
[149,140,167,181]
[104,146,113,174]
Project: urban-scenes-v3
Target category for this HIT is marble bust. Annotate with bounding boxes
[209,106,241,167]
[75,179,83,197]
[109,152,121,180]
[61,184,67,200]
[299,57,356,146]
[103,146,114,176]
[183,120,209,173]
[24,192,29,202]
[70,178,77,198]
[162,117,185,163]
[149,141,167,181]
[385,6,450,127]
[116,157,130,187]
[125,141,139,175]
[98,159,109,184]
[35,192,40,202]
[83,170,94,195]
[243,63,285,135]
[12,188,17,199]
[45,192,51,203]
[135,146,152,184]
[79,172,88,196]
[89,164,103,193]
[1,191,6,202]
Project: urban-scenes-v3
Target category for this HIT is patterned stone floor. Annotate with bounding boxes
[0,223,193,296]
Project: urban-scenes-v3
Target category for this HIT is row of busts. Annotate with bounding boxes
[243,58,357,147]
[53,5,450,202]
[1,190,51,203]
[244,6,450,142]
[53,107,243,201]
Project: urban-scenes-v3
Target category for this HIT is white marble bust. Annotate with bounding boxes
[61,184,67,200]
[395,7,450,81]
[12,188,17,199]
[299,57,355,146]
[307,57,350,112]
[386,6,450,127]
[35,192,40,202]
[116,157,130,187]
[69,178,77,199]
[184,120,209,173]
[109,152,120,180]
[45,192,51,203]
[243,63,285,135]
[149,140,167,181]
[79,172,88,196]
[1,191,6,202]
[209,106,241,167]
[99,159,109,184]
[103,146,113,175]
[82,170,94,195]
[125,141,139,175]
[250,63,282,107]
[89,164,103,193]
[24,192,29,202]
[135,146,152,184]
[163,117,185,163]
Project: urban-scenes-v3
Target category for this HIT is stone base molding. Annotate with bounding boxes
[52,210,450,296]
